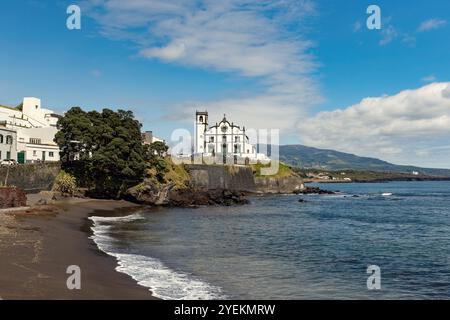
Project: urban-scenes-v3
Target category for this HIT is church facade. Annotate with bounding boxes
[195,111,269,163]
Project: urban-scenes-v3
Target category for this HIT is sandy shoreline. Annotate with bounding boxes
[0,199,157,300]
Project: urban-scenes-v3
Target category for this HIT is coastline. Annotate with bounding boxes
[0,199,157,300]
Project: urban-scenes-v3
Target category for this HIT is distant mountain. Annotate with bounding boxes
[262,144,450,177]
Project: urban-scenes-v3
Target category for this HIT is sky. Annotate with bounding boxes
[1,0,450,168]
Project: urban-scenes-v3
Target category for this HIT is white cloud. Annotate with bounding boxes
[379,24,398,46]
[82,0,321,132]
[418,18,447,32]
[299,83,450,168]
[422,75,437,83]
[353,21,362,33]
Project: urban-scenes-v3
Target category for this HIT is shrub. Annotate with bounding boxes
[54,171,77,195]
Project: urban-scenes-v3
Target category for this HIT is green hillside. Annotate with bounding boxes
[262,144,450,177]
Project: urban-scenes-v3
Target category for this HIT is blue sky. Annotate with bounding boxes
[1,0,450,167]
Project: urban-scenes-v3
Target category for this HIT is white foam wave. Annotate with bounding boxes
[89,214,226,300]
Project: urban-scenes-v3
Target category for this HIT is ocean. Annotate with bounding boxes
[89,181,450,300]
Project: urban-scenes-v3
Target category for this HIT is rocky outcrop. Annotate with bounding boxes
[254,175,305,194]
[126,180,248,207]
[295,186,335,195]
[0,187,27,208]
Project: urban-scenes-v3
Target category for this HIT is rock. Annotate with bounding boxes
[126,181,249,207]
[0,187,27,208]
[297,186,336,195]
[298,198,307,203]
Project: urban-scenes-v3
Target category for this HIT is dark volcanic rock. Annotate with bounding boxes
[295,186,336,195]
[169,188,249,207]
[126,180,249,207]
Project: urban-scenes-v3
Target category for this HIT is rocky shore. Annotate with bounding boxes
[126,181,249,207]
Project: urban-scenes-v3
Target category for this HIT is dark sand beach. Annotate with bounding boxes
[0,199,156,300]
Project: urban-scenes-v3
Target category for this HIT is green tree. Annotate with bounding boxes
[149,141,169,157]
[55,107,148,198]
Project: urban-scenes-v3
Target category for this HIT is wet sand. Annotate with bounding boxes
[0,199,157,300]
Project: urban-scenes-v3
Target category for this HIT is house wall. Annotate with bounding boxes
[0,128,17,161]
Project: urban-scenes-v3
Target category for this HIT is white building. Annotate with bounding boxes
[194,111,269,164]
[16,127,60,162]
[0,126,17,161]
[0,97,61,163]
[142,131,165,145]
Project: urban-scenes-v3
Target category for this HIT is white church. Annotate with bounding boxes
[194,111,269,164]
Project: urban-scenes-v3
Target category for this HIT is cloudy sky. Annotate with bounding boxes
[1,0,450,168]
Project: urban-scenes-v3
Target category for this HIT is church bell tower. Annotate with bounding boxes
[195,111,208,154]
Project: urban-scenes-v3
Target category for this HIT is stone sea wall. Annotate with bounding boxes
[186,164,256,192]
[254,175,305,194]
[0,163,60,192]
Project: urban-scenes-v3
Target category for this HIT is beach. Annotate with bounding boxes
[0,198,156,300]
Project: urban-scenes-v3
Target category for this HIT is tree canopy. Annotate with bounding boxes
[55,107,148,198]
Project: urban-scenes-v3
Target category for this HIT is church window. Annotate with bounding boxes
[199,116,203,123]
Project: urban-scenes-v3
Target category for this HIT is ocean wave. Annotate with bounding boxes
[89,214,226,300]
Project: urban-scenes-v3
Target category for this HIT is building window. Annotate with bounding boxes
[234,144,239,153]
[30,138,41,144]
[49,152,54,157]
[0,135,3,143]
[222,135,226,142]
[210,137,214,143]
[6,135,13,144]
[199,116,203,123]
[235,136,240,142]
[33,150,37,156]
[6,151,10,160]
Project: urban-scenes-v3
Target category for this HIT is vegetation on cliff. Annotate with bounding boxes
[251,161,297,178]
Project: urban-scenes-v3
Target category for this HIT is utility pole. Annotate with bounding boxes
[4,140,12,187]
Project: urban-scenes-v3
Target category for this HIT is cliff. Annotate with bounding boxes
[251,162,305,194]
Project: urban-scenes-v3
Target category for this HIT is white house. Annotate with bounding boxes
[0,97,61,163]
[16,127,60,162]
[0,125,17,161]
[142,131,165,145]
[194,111,269,164]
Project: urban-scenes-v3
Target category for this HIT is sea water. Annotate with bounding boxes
[89,181,450,299]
